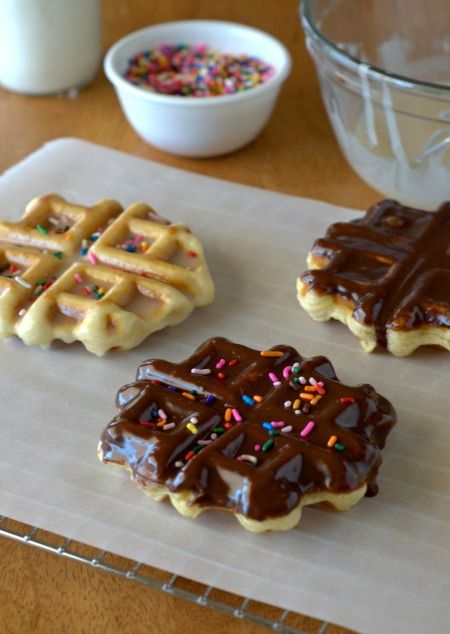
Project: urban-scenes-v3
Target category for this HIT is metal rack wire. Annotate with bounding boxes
[0,515,343,634]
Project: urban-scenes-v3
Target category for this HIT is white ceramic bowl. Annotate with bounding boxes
[104,20,291,157]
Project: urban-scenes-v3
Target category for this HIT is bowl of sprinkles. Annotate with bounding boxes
[104,20,291,157]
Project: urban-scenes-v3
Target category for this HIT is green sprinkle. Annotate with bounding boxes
[293,366,300,374]
[213,427,224,433]
[53,251,63,259]
[262,439,274,452]
[292,377,300,383]
[36,224,48,235]
[334,443,346,452]
[193,445,203,453]
[269,430,280,436]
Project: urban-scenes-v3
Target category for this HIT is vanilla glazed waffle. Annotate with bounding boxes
[0,195,214,355]
[98,337,396,532]
[297,200,450,356]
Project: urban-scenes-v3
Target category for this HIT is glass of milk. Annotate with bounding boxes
[301,0,450,210]
[0,0,101,95]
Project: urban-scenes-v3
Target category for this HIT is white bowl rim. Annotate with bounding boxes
[104,19,292,107]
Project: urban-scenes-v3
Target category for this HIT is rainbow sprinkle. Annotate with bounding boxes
[124,44,275,97]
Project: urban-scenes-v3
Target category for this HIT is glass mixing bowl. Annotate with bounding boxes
[300,0,450,209]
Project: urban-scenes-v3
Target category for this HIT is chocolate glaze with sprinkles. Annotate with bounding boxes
[99,337,396,522]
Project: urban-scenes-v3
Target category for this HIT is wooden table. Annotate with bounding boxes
[0,1,375,632]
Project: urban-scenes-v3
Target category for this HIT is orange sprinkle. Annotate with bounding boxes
[300,393,314,401]
[253,395,263,403]
[311,395,322,405]
[225,408,233,422]
[304,386,317,393]
[260,350,284,357]
[327,435,338,448]
[182,391,196,401]
[156,420,165,427]
[293,399,301,409]
[64,233,73,241]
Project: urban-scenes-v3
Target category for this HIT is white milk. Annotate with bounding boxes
[0,0,101,95]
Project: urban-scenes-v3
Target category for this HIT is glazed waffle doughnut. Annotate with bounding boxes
[0,195,214,355]
[297,200,450,356]
[98,337,396,532]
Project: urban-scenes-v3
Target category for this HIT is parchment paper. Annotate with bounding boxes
[0,139,448,634]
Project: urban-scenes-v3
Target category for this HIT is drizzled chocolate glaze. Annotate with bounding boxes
[300,200,450,347]
[99,337,396,522]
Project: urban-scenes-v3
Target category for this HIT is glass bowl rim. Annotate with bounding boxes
[300,0,450,96]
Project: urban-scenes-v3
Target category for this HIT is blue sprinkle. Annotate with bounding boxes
[262,422,272,431]
[242,394,255,406]
[205,395,216,405]
[125,245,137,253]
[80,248,88,256]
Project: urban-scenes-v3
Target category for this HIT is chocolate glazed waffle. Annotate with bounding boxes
[0,195,214,355]
[297,200,450,356]
[98,337,396,532]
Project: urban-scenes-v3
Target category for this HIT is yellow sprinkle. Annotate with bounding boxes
[225,408,232,422]
[186,422,198,435]
[293,399,301,409]
[140,241,148,251]
[311,395,322,405]
[182,391,196,401]
[300,393,314,401]
[304,386,317,393]
[260,350,284,357]
[253,395,263,403]
[327,435,338,448]
[98,287,106,294]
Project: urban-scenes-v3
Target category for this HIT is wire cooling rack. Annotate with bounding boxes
[0,515,352,634]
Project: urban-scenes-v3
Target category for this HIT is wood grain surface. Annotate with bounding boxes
[0,1,372,632]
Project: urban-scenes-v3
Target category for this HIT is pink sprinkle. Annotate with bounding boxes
[268,372,278,383]
[163,422,175,431]
[232,408,242,422]
[300,421,315,438]
[254,444,261,452]
[282,365,292,379]
[215,358,226,369]
[158,408,167,420]
[271,421,285,429]
[87,251,97,265]
[281,425,293,433]
[74,273,83,284]
[133,234,143,244]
